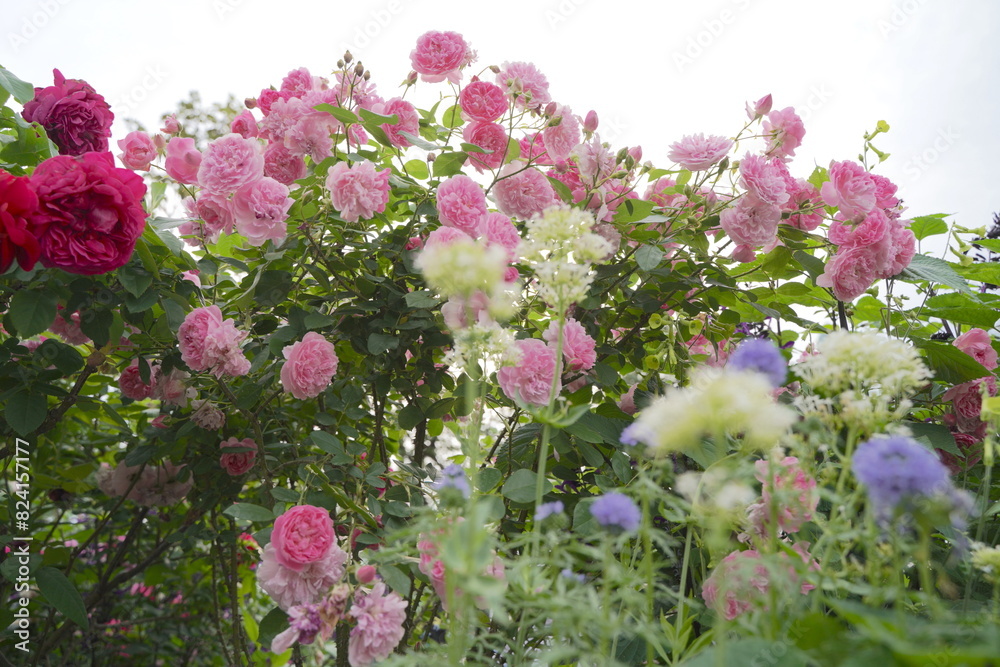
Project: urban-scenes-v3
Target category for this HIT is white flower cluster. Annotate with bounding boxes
[795,330,931,397]
[444,325,519,372]
[415,236,508,299]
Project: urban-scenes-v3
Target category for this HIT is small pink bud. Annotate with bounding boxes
[544,101,557,117]
[244,97,258,109]
[160,114,180,135]
[628,146,643,163]
[405,237,423,251]
[746,94,773,120]
[356,565,377,584]
[583,110,599,133]
[152,134,166,151]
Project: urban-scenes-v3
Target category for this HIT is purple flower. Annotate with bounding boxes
[535,500,565,521]
[590,492,641,533]
[561,568,586,583]
[852,435,950,520]
[433,463,471,499]
[728,338,787,388]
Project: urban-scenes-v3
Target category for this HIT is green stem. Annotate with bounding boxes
[672,523,694,664]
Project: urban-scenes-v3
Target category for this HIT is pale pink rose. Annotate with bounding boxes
[828,208,891,248]
[752,457,818,534]
[944,377,997,432]
[441,291,493,331]
[281,67,322,95]
[105,460,192,506]
[821,160,876,220]
[573,135,616,181]
[424,225,472,250]
[542,104,581,163]
[436,174,487,235]
[459,80,508,122]
[150,368,194,408]
[50,309,90,345]
[410,31,474,84]
[493,162,558,221]
[181,270,201,286]
[762,107,805,160]
[257,541,348,610]
[954,328,998,370]
[701,550,769,620]
[271,505,335,572]
[520,133,550,165]
[719,195,781,247]
[119,359,158,401]
[233,177,293,247]
[544,319,596,371]
[324,160,390,223]
[481,212,520,263]
[783,179,824,231]
[258,96,306,144]
[497,338,560,406]
[231,110,259,138]
[417,539,448,602]
[186,191,235,245]
[178,305,225,371]
[178,306,250,377]
[732,244,757,263]
[379,98,420,148]
[592,222,621,260]
[668,134,733,171]
[745,94,773,120]
[405,237,423,251]
[160,114,180,135]
[880,222,916,278]
[117,131,157,171]
[264,142,307,186]
[816,242,888,302]
[191,399,225,430]
[688,334,729,367]
[348,582,407,666]
[463,121,508,172]
[164,137,202,185]
[496,61,551,109]
[197,133,265,195]
[618,384,638,415]
[504,266,520,282]
[739,154,790,206]
[219,437,257,475]
[281,332,339,399]
[203,319,251,378]
[872,174,900,213]
[285,114,336,163]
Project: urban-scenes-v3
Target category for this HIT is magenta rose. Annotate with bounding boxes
[0,169,41,273]
[219,437,257,476]
[271,505,335,572]
[324,160,391,224]
[22,69,113,156]
[119,359,158,401]
[459,80,508,122]
[30,152,147,275]
[116,131,158,171]
[410,31,473,83]
[280,332,339,399]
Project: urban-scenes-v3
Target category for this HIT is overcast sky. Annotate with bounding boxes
[4,0,998,250]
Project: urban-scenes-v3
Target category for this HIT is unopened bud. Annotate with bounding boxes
[544,101,557,117]
[356,565,377,584]
[344,51,354,64]
[405,70,418,85]
[546,116,563,128]
[489,65,501,74]
[745,93,773,120]
[244,97,257,109]
[610,170,629,179]
[628,146,642,162]
[337,59,345,69]
[583,110,598,133]
[354,63,365,77]
[427,153,436,162]
[615,147,629,164]
[363,71,370,81]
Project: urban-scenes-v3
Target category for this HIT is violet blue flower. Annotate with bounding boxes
[590,492,641,533]
[728,338,787,388]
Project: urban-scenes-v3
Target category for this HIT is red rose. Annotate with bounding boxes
[0,169,41,273]
[30,152,147,275]
[21,69,114,156]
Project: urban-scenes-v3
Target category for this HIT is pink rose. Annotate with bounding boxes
[281,67,321,95]
[493,163,558,221]
[280,332,339,400]
[954,328,998,370]
[22,69,113,156]
[284,113,336,163]
[497,338,560,406]
[264,142,307,185]
[739,154,790,206]
[30,152,147,275]
[197,133,265,195]
[191,400,224,430]
[178,305,224,371]
[783,179,824,231]
[347,582,407,666]
[745,94,773,119]
[542,104,581,163]
[436,174,487,236]
[463,121,508,172]
[231,110,259,138]
[424,225,472,250]
[379,98,420,148]
[496,61,551,109]
[762,107,805,160]
[324,160,391,223]
[937,431,983,474]
[441,291,492,331]
[119,359,158,401]
[668,134,733,171]
[164,137,202,185]
[232,176,293,247]
[189,191,236,244]
[481,212,520,263]
[828,208,891,248]
[160,114,180,135]
[257,541,348,610]
[881,222,916,277]
[544,319,597,371]
[410,31,473,84]
[459,80,508,122]
[0,169,41,273]
[821,160,876,220]
[219,437,257,476]
[944,377,997,429]
[752,457,818,534]
[177,305,250,377]
[116,131,157,171]
[618,384,638,415]
[271,505,335,572]
[816,243,887,302]
[150,368,194,408]
[719,195,781,248]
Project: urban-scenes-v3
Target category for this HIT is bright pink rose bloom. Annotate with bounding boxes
[872,174,900,211]
[762,107,805,160]
[405,236,423,251]
[285,113,336,163]
[281,67,321,95]
[191,191,236,244]
[783,179,824,231]
[719,195,781,248]
[436,174,487,236]
[542,105,581,163]
[688,334,729,367]
[281,332,339,399]
[496,61,551,109]
[481,212,520,263]
[751,457,818,534]
[271,505,335,572]
[410,31,474,84]
[230,109,259,138]
[257,541,348,610]
[424,226,472,251]
[0,169,41,273]
[544,319,596,371]
[160,114,180,135]
[954,328,998,370]
[881,222,916,277]
[379,98,420,148]
[178,305,250,377]
[119,359,158,401]
[178,305,224,371]
[816,242,888,302]
[264,142,307,185]
[493,163,558,221]
[164,137,202,185]
[459,80,508,122]
[219,437,257,476]
[197,133,265,195]
[258,96,306,144]
[498,338,560,406]
[117,131,157,171]
[944,377,997,431]
[232,176,293,246]
[520,133,551,165]
[821,160,876,220]
[325,160,391,223]
[739,154,790,206]
[828,208,891,248]
[417,539,448,601]
[668,134,733,171]
[463,121,508,172]
[22,69,113,156]
[348,582,407,666]
[30,152,147,275]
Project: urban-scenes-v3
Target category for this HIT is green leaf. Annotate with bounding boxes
[399,131,444,151]
[502,468,549,504]
[546,176,574,204]
[913,340,992,385]
[432,151,468,178]
[403,158,429,181]
[35,566,89,630]
[117,264,154,298]
[398,402,423,430]
[223,503,275,523]
[379,564,411,596]
[79,308,113,347]
[257,607,289,651]
[572,498,597,535]
[677,639,813,667]
[0,68,34,105]
[918,306,998,330]
[404,290,440,309]
[255,270,294,307]
[613,199,656,224]
[310,431,344,455]
[367,333,399,355]
[635,244,664,272]
[954,262,1000,287]
[124,444,157,467]
[358,107,398,126]
[477,467,503,492]
[35,340,84,375]
[909,214,950,241]
[899,253,974,294]
[313,103,358,125]
[5,393,46,435]
[792,250,826,281]
[906,421,961,457]
[441,104,463,128]
[8,289,57,338]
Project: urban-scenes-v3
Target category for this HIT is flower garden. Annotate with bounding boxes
[1,28,1000,666]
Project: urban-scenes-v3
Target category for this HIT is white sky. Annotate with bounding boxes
[3,0,999,249]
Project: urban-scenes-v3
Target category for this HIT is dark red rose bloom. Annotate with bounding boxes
[21,69,114,156]
[30,152,147,275]
[0,169,41,273]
